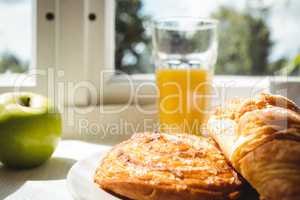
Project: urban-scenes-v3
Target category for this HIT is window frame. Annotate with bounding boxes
[0,0,63,104]
[2,0,300,137]
[1,0,299,108]
[96,0,292,105]
[0,0,41,93]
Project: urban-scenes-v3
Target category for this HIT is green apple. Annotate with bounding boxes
[0,92,61,169]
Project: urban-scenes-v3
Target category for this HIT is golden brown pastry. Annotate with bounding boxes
[94,132,242,200]
[207,93,300,200]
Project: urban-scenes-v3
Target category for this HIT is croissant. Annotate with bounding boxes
[207,93,300,200]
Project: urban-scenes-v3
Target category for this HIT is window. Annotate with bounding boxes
[0,0,98,104]
[0,0,31,75]
[0,0,35,87]
[1,0,298,106]
[0,0,32,74]
[0,0,51,92]
[115,0,300,76]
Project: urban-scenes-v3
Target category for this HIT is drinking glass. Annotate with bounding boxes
[152,17,218,135]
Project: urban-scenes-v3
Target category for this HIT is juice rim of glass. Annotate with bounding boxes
[152,17,219,31]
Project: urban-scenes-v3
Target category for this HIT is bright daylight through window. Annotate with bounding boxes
[0,0,31,74]
[115,0,300,76]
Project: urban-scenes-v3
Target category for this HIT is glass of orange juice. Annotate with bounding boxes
[152,17,218,135]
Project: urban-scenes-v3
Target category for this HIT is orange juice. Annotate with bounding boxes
[156,68,212,135]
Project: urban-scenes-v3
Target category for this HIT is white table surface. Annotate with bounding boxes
[0,140,112,200]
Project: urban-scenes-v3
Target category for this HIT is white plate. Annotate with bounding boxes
[67,152,259,200]
[66,151,121,200]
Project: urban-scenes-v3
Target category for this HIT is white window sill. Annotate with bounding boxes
[63,75,271,141]
[63,74,300,141]
[0,73,36,87]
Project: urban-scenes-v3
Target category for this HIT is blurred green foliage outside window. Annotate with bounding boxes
[115,0,299,76]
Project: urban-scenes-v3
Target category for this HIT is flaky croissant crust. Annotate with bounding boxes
[208,93,300,200]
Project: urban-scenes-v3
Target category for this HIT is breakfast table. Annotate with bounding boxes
[0,139,111,200]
